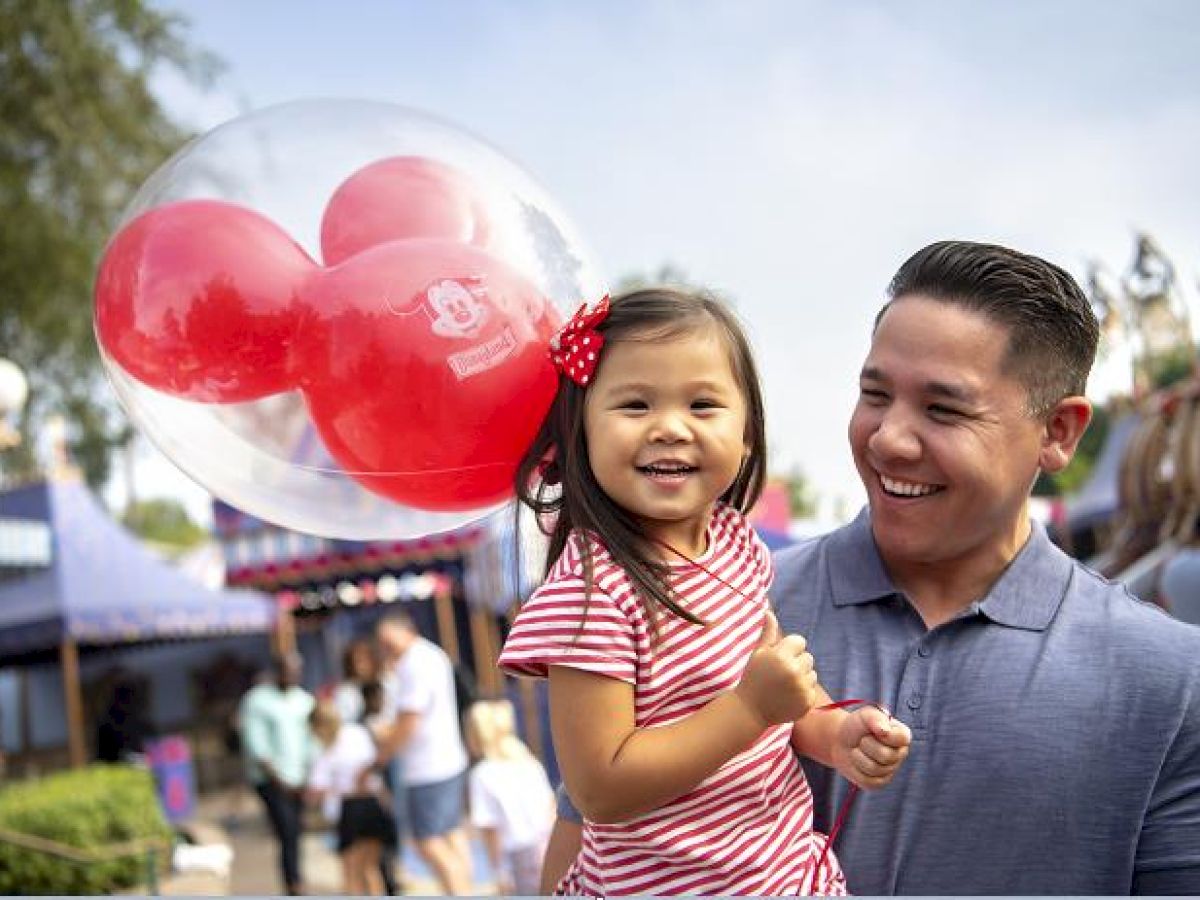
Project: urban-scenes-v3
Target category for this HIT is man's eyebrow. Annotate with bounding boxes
[926,381,977,404]
[859,367,977,403]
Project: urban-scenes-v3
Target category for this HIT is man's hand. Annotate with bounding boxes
[734,612,821,728]
[832,705,912,789]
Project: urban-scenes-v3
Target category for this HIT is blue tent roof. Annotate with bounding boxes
[0,477,275,659]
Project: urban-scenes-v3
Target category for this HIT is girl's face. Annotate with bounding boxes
[583,324,749,557]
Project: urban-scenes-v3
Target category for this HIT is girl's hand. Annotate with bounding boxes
[831,705,912,789]
[734,612,821,728]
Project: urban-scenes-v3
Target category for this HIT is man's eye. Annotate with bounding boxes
[928,404,962,418]
[859,388,888,404]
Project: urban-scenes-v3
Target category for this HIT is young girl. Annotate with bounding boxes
[463,700,556,896]
[498,287,911,896]
[307,700,398,896]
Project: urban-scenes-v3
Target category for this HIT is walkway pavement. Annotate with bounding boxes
[161,787,499,896]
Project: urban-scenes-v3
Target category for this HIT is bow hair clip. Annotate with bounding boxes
[549,295,610,386]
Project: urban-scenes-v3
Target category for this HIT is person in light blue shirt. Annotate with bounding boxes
[544,241,1200,895]
[238,651,315,896]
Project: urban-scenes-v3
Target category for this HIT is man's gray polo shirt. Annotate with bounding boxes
[778,510,1200,895]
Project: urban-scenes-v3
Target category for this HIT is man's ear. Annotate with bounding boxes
[1039,396,1093,474]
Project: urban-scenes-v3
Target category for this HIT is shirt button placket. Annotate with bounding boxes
[897,640,931,732]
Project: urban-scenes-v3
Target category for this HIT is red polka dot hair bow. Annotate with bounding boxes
[549,295,610,386]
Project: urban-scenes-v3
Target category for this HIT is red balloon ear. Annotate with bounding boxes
[300,239,558,511]
[319,156,491,265]
[95,200,317,403]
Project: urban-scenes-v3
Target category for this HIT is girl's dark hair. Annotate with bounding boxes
[514,286,768,626]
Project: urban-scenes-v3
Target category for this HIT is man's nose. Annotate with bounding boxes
[868,411,921,461]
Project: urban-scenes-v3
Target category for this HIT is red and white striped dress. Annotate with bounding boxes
[498,504,846,896]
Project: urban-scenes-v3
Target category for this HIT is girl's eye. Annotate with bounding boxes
[692,399,721,411]
[618,400,648,411]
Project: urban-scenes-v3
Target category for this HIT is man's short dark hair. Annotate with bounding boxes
[881,241,1100,416]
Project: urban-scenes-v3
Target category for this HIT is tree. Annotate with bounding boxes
[0,0,218,490]
[780,466,818,520]
[121,496,206,550]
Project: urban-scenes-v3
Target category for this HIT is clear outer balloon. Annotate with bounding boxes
[95,99,605,540]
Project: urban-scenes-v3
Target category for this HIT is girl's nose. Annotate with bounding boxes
[649,411,693,443]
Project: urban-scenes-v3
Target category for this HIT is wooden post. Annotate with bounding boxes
[272,607,296,657]
[432,583,460,664]
[517,678,544,765]
[60,638,86,768]
[505,606,545,764]
[18,668,30,756]
[468,604,501,697]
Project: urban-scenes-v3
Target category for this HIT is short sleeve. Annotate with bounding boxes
[391,646,435,714]
[498,573,639,684]
[469,767,503,829]
[1133,672,1200,893]
[308,749,332,792]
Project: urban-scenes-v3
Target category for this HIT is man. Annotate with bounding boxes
[376,611,472,895]
[238,652,314,896]
[545,241,1200,894]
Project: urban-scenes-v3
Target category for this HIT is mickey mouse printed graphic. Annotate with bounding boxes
[426,279,489,338]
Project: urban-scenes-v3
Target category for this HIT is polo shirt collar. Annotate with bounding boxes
[828,507,1073,631]
[828,509,898,606]
[975,519,1073,630]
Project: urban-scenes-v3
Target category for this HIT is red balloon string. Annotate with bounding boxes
[656,537,872,891]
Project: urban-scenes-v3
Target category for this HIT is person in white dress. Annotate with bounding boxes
[464,700,555,896]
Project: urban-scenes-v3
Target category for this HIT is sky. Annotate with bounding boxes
[116,0,1200,527]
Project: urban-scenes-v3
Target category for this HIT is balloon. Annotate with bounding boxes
[95,200,315,403]
[320,156,491,265]
[300,240,559,510]
[94,99,605,540]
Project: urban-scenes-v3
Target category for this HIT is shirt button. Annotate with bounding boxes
[907,693,923,710]
[917,645,931,658]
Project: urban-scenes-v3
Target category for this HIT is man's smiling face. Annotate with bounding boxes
[848,295,1047,579]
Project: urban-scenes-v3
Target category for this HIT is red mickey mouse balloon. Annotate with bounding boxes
[320,156,491,266]
[299,239,558,510]
[95,200,315,403]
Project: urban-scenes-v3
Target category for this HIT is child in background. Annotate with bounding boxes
[307,700,397,896]
[463,700,555,896]
[498,288,912,896]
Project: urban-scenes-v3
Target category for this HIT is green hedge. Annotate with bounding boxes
[0,764,172,894]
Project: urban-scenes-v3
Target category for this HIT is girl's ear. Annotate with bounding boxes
[1039,396,1093,474]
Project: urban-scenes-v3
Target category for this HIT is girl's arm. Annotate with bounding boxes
[791,688,912,788]
[548,621,818,824]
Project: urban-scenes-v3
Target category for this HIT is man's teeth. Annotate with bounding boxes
[880,474,939,497]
